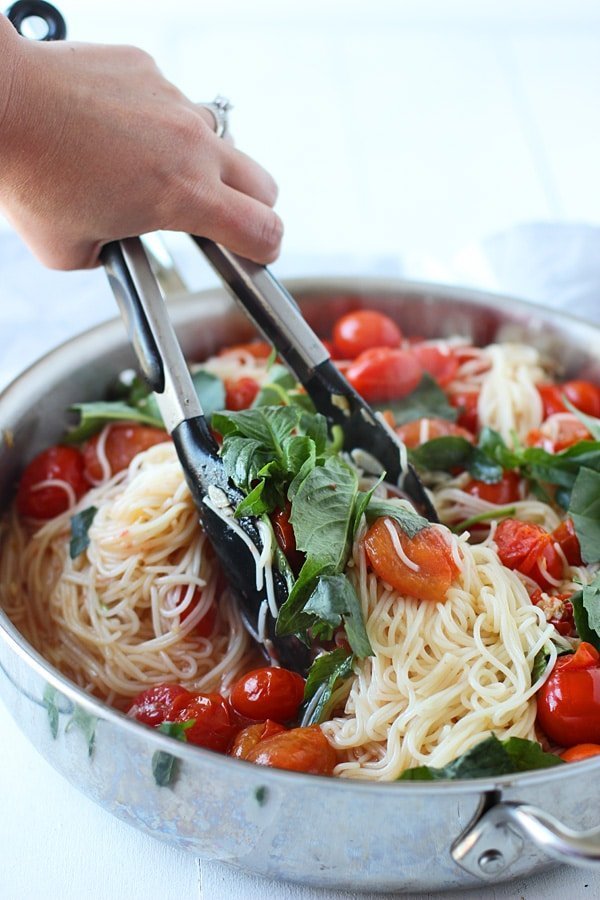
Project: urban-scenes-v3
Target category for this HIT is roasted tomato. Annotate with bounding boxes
[219,340,272,359]
[539,380,600,419]
[552,518,582,566]
[332,310,402,358]
[409,344,459,387]
[16,445,89,519]
[128,683,194,727]
[229,720,286,759]
[225,377,260,411]
[494,518,563,589]
[173,586,217,637]
[346,348,422,403]
[395,417,475,449]
[537,643,600,747]
[242,724,337,775]
[449,389,479,433]
[560,743,600,762]
[464,471,522,505]
[229,667,306,723]
[83,423,168,482]
[364,518,459,602]
[271,502,304,573]
[526,415,591,452]
[175,693,236,752]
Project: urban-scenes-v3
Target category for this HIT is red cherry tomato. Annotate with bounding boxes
[526,416,591,453]
[229,720,287,759]
[395,417,475,449]
[409,344,459,387]
[449,390,479,433]
[229,667,306,723]
[539,380,600,419]
[346,348,422,403]
[464,471,522,505]
[83,423,168,482]
[364,518,459,602]
[333,310,402,359]
[243,724,337,775]
[174,587,217,637]
[494,518,564,589]
[128,683,194,727]
[175,693,235,752]
[552,518,583,566]
[560,743,600,762]
[537,643,600,747]
[271,502,304,574]
[16,445,89,519]
[219,341,272,359]
[225,377,260,411]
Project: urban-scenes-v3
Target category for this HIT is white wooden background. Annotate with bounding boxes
[2,1,600,897]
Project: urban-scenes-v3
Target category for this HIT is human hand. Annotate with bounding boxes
[0,19,282,269]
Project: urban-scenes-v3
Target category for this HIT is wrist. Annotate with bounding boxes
[0,16,27,144]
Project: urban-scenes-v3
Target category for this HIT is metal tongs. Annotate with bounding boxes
[101,238,437,675]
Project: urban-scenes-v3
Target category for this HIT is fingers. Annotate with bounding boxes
[220,146,278,208]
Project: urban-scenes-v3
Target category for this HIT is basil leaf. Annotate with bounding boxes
[531,647,552,683]
[221,436,273,493]
[398,734,562,781]
[364,498,427,538]
[301,648,354,725]
[304,574,372,658]
[277,557,325,635]
[410,435,503,484]
[69,506,97,559]
[571,576,600,651]
[252,364,297,407]
[190,369,226,420]
[352,476,385,537]
[213,405,301,446]
[382,374,457,425]
[568,467,600,563]
[66,401,163,442]
[234,481,270,518]
[152,720,194,787]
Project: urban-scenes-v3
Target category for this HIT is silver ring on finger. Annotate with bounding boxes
[199,95,233,138]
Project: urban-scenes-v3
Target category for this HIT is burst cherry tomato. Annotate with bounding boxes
[449,390,479,433]
[409,344,459,387]
[537,643,600,747]
[219,341,272,359]
[16,445,89,519]
[539,381,600,419]
[229,667,306,723]
[175,693,235,752]
[364,518,459,602]
[346,348,422,403]
[395,417,475,449]
[494,518,564,589]
[225,377,260,411]
[175,587,217,637]
[243,724,337,775]
[464,471,522,505]
[128,683,194,727]
[526,416,591,452]
[332,310,402,359]
[552,518,582,566]
[271,502,304,574]
[560,743,600,762]
[83,423,168,482]
[229,720,286,759]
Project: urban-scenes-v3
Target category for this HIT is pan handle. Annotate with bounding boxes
[452,800,600,879]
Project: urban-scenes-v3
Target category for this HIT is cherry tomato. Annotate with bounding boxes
[219,341,272,359]
[560,743,600,762]
[364,518,459,602]
[346,348,422,403]
[271,502,304,574]
[333,310,402,359]
[128,683,194,727]
[539,380,600,419]
[16,445,89,519]
[537,643,600,747]
[225,377,260,411]
[243,724,337,775]
[83,423,168,482]
[175,693,235,752]
[494,518,564,589]
[395,417,475,449]
[409,344,459,387]
[552,518,583,566]
[229,667,306,723]
[229,720,286,759]
[174,587,217,637]
[526,416,591,452]
[449,390,479,433]
[464,471,522,505]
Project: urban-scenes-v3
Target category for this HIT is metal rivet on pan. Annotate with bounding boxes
[478,849,506,874]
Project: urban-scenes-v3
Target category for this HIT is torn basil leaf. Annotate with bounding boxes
[381,374,457,425]
[69,506,97,559]
[304,574,372,658]
[568,467,600,563]
[301,648,355,725]
[410,434,503,484]
[571,574,600,651]
[398,734,563,781]
[364,497,428,538]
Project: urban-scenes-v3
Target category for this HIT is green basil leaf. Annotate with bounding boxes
[66,401,163,442]
[410,436,473,473]
[234,481,270,518]
[301,648,354,725]
[190,369,226,420]
[364,498,428,538]
[213,405,301,447]
[304,574,372,658]
[69,506,97,560]
[571,577,600,651]
[568,467,600,564]
[382,374,457,425]
[252,364,297,407]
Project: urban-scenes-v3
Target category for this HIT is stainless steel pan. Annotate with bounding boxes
[2,278,600,893]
